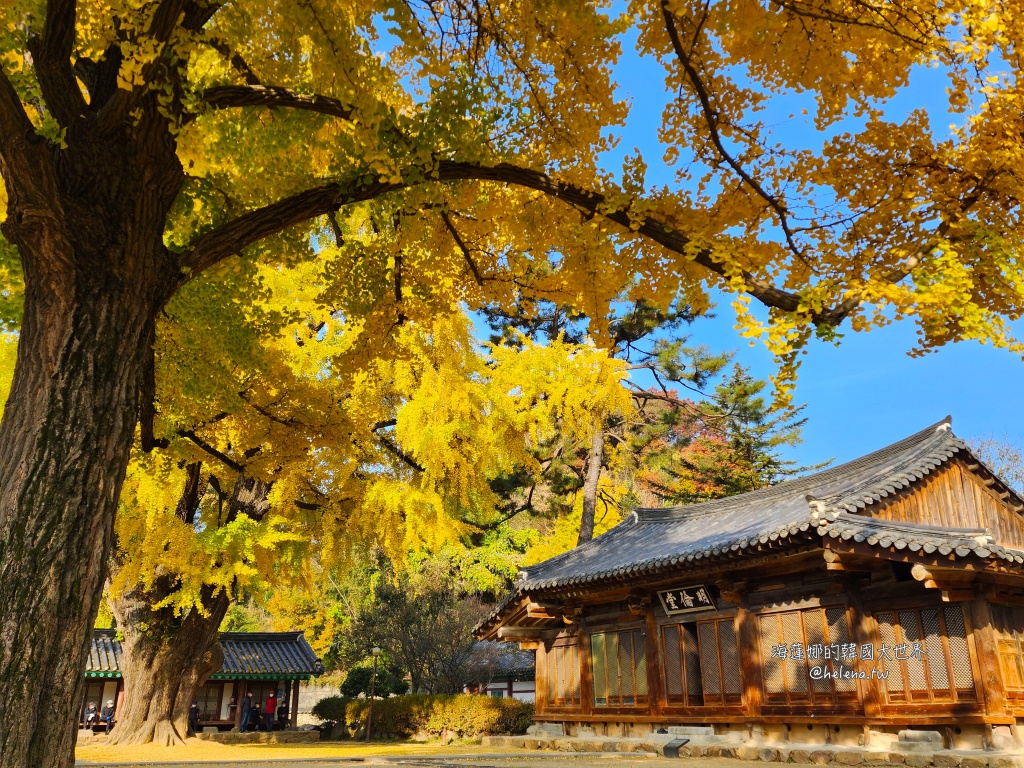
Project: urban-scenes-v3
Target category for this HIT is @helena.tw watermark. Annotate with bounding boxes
[766,642,920,680]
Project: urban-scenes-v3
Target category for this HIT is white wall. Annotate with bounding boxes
[101,682,118,708]
[511,681,535,703]
[220,682,234,720]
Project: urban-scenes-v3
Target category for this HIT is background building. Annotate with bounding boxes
[477,419,1024,750]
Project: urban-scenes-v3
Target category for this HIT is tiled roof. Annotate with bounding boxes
[215,632,324,679]
[467,641,536,680]
[85,630,324,680]
[476,418,1024,634]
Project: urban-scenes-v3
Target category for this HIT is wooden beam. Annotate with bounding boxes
[497,627,560,641]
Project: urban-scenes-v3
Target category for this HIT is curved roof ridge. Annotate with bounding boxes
[827,510,989,537]
[636,416,955,522]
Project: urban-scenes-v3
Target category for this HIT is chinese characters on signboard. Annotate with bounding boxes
[658,585,715,615]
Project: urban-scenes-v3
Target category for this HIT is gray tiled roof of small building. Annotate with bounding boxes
[85,630,324,677]
[514,417,1024,593]
[469,641,536,677]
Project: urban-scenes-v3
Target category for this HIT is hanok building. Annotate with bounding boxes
[476,419,1024,750]
[463,641,538,702]
[84,630,324,730]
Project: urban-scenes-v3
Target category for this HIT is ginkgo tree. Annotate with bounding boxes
[0,0,1022,763]
[102,257,631,745]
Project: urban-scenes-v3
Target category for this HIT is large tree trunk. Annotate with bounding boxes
[0,107,183,765]
[106,473,269,745]
[107,582,230,746]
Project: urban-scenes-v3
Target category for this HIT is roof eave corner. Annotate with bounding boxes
[806,494,837,526]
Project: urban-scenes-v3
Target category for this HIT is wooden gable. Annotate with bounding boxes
[863,459,1024,549]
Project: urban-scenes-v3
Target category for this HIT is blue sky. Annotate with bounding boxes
[601,23,1024,466]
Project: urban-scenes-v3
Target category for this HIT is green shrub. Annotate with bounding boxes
[424,694,534,737]
[336,694,534,740]
[310,695,351,724]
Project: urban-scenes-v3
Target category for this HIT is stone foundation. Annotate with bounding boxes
[482,734,1024,766]
[196,729,321,743]
[76,728,320,747]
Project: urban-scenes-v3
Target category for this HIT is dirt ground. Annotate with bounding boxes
[74,741,828,768]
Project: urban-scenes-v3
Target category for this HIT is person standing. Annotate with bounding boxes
[100,700,116,733]
[188,701,201,736]
[264,690,278,732]
[239,691,253,733]
[251,701,262,731]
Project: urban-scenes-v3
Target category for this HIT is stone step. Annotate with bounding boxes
[899,730,943,744]
[668,726,716,736]
[893,742,939,753]
[526,723,565,737]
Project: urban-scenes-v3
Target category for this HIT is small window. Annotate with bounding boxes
[591,629,648,707]
[875,603,976,705]
[489,689,505,699]
[194,682,224,720]
[759,605,858,706]
[545,642,581,707]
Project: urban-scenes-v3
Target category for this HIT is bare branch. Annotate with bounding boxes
[440,209,485,287]
[181,430,245,473]
[203,38,261,85]
[202,84,355,120]
[376,433,425,473]
[662,0,806,261]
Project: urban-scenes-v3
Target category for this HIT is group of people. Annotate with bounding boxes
[82,700,116,733]
[238,690,286,733]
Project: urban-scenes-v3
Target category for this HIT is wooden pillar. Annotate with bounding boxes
[234,680,246,730]
[580,631,594,716]
[291,680,301,728]
[644,609,664,718]
[535,644,546,715]
[718,582,763,719]
[115,681,125,730]
[843,578,883,718]
[970,595,1008,718]
[735,604,763,718]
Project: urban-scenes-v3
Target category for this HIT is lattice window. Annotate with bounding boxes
[990,605,1024,700]
[544,642,581,708]
[758,605,859,707]
[662,617,741,706]
[195,682,223,719]
[591,629,648,707]
[874,604,977,705]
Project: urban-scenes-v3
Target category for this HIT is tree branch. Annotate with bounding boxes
[202,84,355,120]
[440,210,485,287]
[182,159,855,324]
[0,66,42,178]
[662,0,806,261]
[376,433,425,473]
[203,38,261,85]
[181,430,245,473]
[174,462,205,525]
[370,419,424,472]
[29,0,86,125]
[149,0,191,43]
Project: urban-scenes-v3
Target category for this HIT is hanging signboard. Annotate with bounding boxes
[658,585,716,615]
